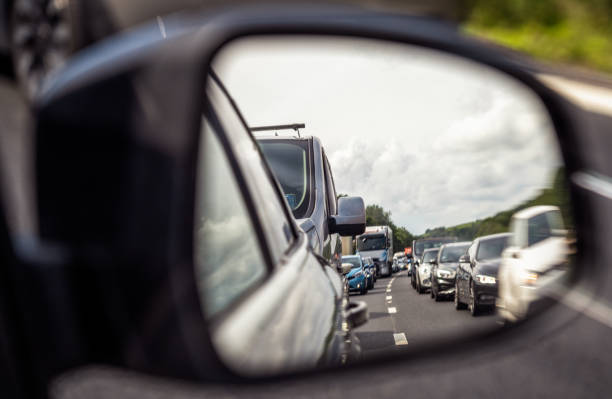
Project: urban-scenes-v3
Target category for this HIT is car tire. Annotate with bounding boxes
[360,283,367,295]
[417,275,424,294]
[454,280,466,310]
[430,284,435,299]
[469,282,479,316]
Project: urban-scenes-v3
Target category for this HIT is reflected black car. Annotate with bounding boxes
[455,233,512,316]
[430,241,471,301]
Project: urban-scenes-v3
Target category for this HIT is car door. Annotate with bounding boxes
[322,151,342,269]
[198,76,347,375]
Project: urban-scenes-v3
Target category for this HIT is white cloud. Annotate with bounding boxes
[214,36,562,234]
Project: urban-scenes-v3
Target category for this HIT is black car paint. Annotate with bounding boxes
[456,234,511,311]
[0,4,598,398]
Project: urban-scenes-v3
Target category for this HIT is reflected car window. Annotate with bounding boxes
[440,245,469,262]
[528,213,551,246]
[194,122,267,318]
[259,140,310,218]
[476,236,510,261]
[423,250,439,263]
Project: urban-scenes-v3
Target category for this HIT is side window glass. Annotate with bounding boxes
[468,242,476,260]
[207,78,293,263]
[528,213,552,247]
[194,122,267,318]
[323,155,337,216]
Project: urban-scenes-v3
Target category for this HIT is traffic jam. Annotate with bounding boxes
[257,125,572,357]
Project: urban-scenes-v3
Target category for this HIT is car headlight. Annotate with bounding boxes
[437,269,455,278]
[475,274,496,284]
[521,270,539,286]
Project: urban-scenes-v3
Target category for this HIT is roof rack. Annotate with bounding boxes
[250,123,305,137]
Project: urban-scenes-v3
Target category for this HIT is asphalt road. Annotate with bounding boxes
[353,270,498,359]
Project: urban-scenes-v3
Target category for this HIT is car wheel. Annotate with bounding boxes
[11,0,77,101]
[454,280,466,310]
[430,283,435,299]
[417,275,424,294]
[469,282,479,316]
[360,283,367,295]
[411,273,416,288]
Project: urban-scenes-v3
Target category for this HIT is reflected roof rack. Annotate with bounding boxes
[250,123,305,137]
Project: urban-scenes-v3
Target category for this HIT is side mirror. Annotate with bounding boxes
[329,196,366,236]
[346,300,368,329]
[459,254,469,263]
[341,263,353,275]
[430,259,437,265]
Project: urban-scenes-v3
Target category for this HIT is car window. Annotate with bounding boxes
[440,244,469,262]
[194,122,267,318]
[423,250,438,263]
[258,140,311,219]
[343,257,362,269]
[476,236,510,261]
[528,213,552,246]
[467,241,477,260]
[208,77,293,263]
[323,153,337,216]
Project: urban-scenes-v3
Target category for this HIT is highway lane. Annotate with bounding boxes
[353,270,499,359]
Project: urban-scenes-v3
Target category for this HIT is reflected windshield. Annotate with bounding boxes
[440,244,469,262]
[476,236,510,261]
[259,140,310,218]
[423,250,439,263]
[415,238,456,257]
[343,257,362,269]
[358,234,386,251]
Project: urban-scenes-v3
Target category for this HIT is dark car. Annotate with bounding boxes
[258,135,365,271]
[361,256,376,288]
[430,241,471,301]
[455,233,512,316]
[14,45,370,378]
[411,236,457,289]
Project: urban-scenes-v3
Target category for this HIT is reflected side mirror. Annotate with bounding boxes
[330,196,366,236]
[341,263,353,275]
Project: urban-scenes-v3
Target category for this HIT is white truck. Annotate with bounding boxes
[357,226,394,277]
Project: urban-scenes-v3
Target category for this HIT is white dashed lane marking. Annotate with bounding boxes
[386,296,392,301]
[388,307,397,314]
[393,333,408,346]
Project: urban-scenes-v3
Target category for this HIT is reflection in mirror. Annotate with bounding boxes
[197,36,574,376]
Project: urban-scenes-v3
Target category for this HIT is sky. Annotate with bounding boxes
[213,36,562,235]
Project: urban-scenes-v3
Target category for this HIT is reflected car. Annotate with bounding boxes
[343,255,368,295]
[416,248,439,294]
[362,256,377,286]
[430,241,471,301]
[497,206,570,322]
[411,237,457,288]
[455,233,512,316]
[258,136,364,273]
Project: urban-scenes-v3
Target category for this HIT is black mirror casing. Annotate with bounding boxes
[19,4,589,393]
[329,196,366,236]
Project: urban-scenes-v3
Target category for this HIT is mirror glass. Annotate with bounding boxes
[197,35,575,375]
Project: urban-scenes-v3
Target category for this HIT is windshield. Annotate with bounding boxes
[440,244,469,262]
[476,236,510,261]
[414,238,456,257]
[342,257,362,269]
[358,234,386,251]
[259,140,310,219]
[423,250,439,263]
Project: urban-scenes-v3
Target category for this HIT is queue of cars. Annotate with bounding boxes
[410,206,570,320]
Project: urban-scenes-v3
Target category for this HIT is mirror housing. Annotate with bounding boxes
[330,196,366,236]
[346,301,368,329]
[459,254,470,263]
[341,263,353,275]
